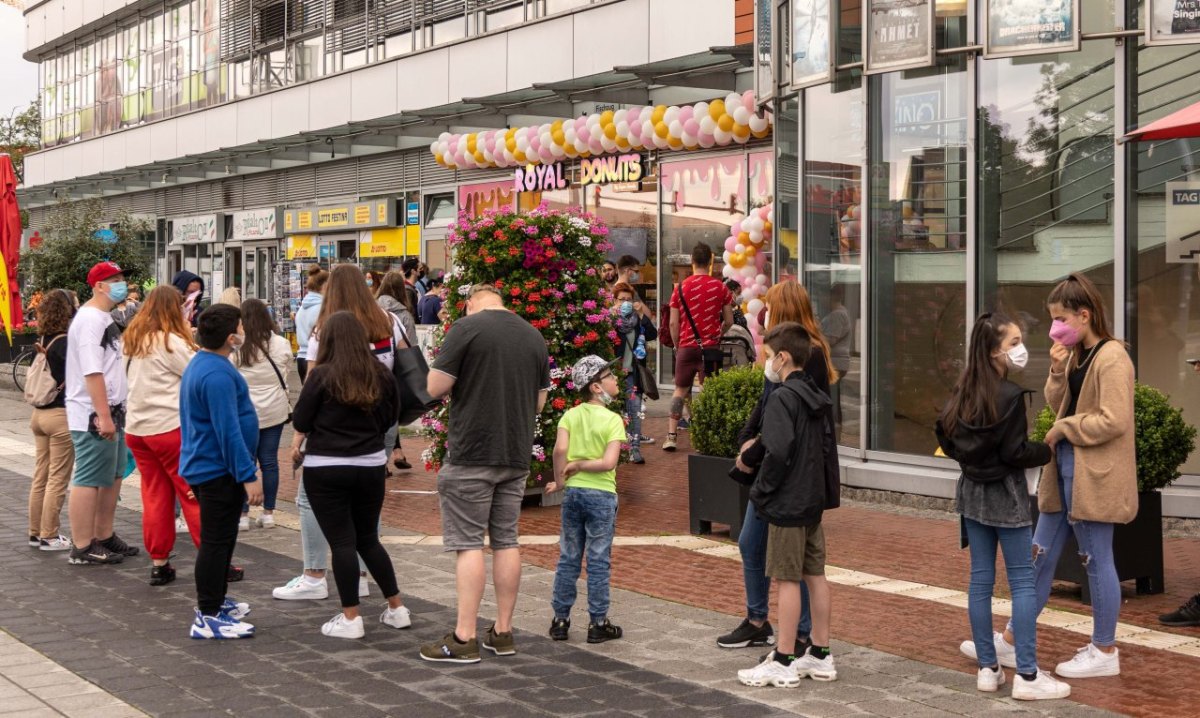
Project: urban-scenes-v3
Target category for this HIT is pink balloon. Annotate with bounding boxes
[626,107,642,125]
[743,89,756,113]
[575,116,587,131]
[453,150,467,166]
[755,253,767,270]
[730,221,743,236]
[589,139,604,155]
[539,147,555,164]
[529,135,542,152]
[725,237,738,252]
[677,105,693,123]
[683,119,701,137]
[698,133,715,148]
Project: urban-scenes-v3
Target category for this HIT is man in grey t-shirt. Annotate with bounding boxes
[420,283,550,664]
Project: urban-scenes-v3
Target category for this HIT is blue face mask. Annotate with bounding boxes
[620,301,634,316]
[366,278,374,287]
[107,281,129,303]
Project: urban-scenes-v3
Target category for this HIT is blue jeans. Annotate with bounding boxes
[963,518,1038,674]
[1023,442,1120,646]
[740,501,811,637]
[551,488,618,624]
[623,374,641,451]
[244,422,284,512]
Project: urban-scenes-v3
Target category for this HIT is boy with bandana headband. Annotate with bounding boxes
[545,355,626,644]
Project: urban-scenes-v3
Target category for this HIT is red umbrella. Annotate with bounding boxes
[0,153,24,331]
[1121,99,1200,143]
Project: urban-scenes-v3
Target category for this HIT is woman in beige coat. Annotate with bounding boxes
[988,274,1135,681]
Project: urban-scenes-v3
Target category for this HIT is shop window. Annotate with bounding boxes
[803,82,864,449]
[425,193,457,227]
[978,40,1116,432]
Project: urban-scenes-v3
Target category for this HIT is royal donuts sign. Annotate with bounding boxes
[513,154,645,192]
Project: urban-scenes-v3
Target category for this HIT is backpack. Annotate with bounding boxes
[25,335,65,408]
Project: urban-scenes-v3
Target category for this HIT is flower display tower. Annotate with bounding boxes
[422,206,620,498]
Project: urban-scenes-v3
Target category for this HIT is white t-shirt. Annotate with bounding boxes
[65,306,129,432]
[306,312,407,371]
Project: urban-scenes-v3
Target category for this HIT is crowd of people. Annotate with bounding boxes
[19,247,1199,694]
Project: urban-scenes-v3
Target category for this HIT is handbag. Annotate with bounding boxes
[678,283,724,365]
[636,359,659,401]
[391,331,440,425]
[264,351,293,423]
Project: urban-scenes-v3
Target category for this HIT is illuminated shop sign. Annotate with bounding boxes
[513,154,645,192]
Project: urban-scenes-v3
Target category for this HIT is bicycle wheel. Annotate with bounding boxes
[12,349,35,393]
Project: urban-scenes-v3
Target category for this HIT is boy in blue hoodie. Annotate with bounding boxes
[737,322,840,688]
[180,304,262,639]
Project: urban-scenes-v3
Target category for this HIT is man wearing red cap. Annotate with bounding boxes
[65,262,139,565]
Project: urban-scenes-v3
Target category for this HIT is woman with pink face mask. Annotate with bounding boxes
[963,273,1134,683]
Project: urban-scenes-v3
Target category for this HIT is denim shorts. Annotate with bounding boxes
[437,462,528,551]
[70,429,127,488]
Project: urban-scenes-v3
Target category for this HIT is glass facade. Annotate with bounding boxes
[780,0,1200,498]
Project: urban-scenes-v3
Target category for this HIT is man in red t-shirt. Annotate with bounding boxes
[665,243,732,451]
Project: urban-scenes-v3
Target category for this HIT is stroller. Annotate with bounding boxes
[717,324,756,369]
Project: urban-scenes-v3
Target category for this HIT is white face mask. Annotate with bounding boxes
[231,333,245,350]
[764,354,784,384]
[598,388,615,405]
[1003,342,1029,370]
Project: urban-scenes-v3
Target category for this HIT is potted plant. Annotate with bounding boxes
[1029,383,1197,602]
[687,364,764,540]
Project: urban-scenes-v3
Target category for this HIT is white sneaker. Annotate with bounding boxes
[321,613,365,639]
[175,517,188,533]
[359,576,370,598]
[238,516,250,531]
[272,575,329,600]
[1012,670,1072,700]
[256,514,276,529]
[737,653,800,688]
[976,666,1005,693]
[39,535,72,552]
[1054,644,1119,678]
[380,605,412,629]
[959,631,1017,669]
[793,651,838,682]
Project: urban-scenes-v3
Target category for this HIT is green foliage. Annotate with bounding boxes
[1029,383,1197,492]
[690,364,765,458]
[21,199,151,301]
[0,98,40,185]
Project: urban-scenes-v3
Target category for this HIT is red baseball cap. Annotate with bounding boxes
[87,261,125,287]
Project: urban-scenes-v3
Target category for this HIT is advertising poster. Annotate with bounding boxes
[792,0,833,88]
[864,0,935,74]
[984,0,1080,58]
[1166,182,1200,264]
[754,0,774,104]
[1148,0,1200,45]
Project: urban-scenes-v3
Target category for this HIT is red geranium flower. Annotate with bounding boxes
[552,397,566,410]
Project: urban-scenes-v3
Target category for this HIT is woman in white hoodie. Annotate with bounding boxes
[295,265,328,384]
[235,298,294,530]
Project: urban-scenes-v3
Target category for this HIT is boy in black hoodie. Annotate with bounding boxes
[738,322,839,688]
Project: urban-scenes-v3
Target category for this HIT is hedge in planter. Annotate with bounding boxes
[420,205,621,495]
[688,364,764,540]
[1029,382,1196,600]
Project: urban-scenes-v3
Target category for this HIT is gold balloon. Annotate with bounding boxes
[729,252,747,268]
[737,231,750,244]
[763,220,773,233]
[600,110,614,126]
[514,150,527,163]
[655,122,669,139]
[709,99,726,121]
[552,130,565,145]
[733,124,751,138]
[604,123,618,140]
[718,115,735,133]
[651,105,668,123]
[744,245,757,258]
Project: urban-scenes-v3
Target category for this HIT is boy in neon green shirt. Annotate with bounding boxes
[546,355,626,643]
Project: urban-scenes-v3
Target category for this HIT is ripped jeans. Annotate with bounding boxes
[1011,442,1119,647]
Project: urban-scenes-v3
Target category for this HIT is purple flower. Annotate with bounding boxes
[582,300,597,310]
[564,283,578,293]
[524,226,539,236]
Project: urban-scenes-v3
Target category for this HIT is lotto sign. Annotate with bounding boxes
[1166,182,1200,263]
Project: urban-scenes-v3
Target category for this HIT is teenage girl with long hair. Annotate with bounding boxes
[235,298,294,530]
[273,264,407,601]
[290,311,408,638]
[27,290,76,551]
[937,313,1068,700]
[717,280,839,655]
[124,286,201,585]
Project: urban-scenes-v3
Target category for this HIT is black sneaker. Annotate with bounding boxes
[100,533,140,557]
[717,618,776,649]
[587,619,623,644]
[549,617,570,641]
[67,541,125,565]
[1159,594,1200,627]
[227,564,245,582]
[760,635,812,664]
[150,563,177,586]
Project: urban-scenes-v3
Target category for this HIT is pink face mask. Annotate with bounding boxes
[1049,319,1080,347]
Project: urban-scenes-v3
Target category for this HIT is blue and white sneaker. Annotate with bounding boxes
[221,597,251,620]
[190,608,255,639]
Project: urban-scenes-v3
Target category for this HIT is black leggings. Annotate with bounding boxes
[193,475,244,615]
[296,358,308,384]
[303,464,399,608]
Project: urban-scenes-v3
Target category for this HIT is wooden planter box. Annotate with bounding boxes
[1030,490,1164,605]
[688,454,752,541]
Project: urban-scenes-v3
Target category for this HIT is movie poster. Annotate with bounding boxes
[1148,0,1200,45]
[984,0,1080,58]
[792,0,832,88]
[864,0,935,74]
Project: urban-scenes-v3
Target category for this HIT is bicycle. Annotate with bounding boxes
[11,344,36,393]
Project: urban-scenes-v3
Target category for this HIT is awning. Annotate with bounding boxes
[1121,100,1200,143]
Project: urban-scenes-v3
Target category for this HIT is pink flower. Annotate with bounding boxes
[582,300,597,310]
[564,283,578,293]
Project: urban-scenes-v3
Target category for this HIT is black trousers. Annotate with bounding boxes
[193,475,245,615]
[303,464,399,608]
[296,358,309,385]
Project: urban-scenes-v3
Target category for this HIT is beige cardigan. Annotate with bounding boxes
[1039,340,1137,524]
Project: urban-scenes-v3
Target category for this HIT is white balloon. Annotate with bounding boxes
[740,289,754,303]
[747,299,765,316]
[756,274,769,286]
[767,210,775,224]
[516,135,530,151]
[699,116,717,134]
[668,120,683,138]
[732,106,751,126]
[726,92,743,111]
[714,128,732,144]
[722,250,733,262]
[664,106,680,124]
[741,266,756,279]
[694,101,710,120]
[550,143,566,157]
[749,115,769,133]
[601,136,618,152]
[613,109,627,126]
[722,264,736,279]
[616,121,630,137]
[732,132,749,145]
[747,231,763,245]
[681,132,697,147]
[734,243,747,255]
[587,114,601,128]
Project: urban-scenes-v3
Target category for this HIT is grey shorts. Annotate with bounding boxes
[437,463,528,551]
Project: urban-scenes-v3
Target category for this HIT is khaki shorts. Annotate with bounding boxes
[437,462,528,551]
[766,522,826,581]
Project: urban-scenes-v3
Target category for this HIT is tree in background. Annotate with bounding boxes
[421,205,622,488]
[22,198,151,301]
[0,98,40,188]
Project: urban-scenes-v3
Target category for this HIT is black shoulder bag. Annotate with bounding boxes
[678,284,725,367]
[391,326,440,425]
